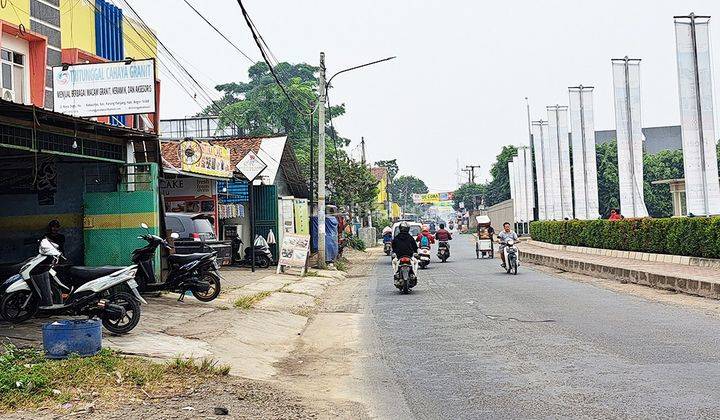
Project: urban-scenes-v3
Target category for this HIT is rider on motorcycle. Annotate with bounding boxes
[416,226,435,248]
[392,222,418,258]
[498,222,519,268]
[434,223,452,249]
[382,226,393,243]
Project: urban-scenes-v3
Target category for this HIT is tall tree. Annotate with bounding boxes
[390,175,429,212]
[375,159,399,181]
[454,183,487,211]
[484,145,518,207]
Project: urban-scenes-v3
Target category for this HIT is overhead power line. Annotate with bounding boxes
[180,0,255,63]
[236,0,314,116]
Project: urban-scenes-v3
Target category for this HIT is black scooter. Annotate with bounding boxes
[231,237,273,268]
[133,223,222,302]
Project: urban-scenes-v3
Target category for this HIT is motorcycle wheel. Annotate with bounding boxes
[101,292,141,335]
[512,260,518,275]
[0,291,38,323]
[402,282,409,294]
[192,272,222,302]
[257,256,271,269]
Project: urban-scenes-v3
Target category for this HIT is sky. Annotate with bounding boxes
[133,0,720,193]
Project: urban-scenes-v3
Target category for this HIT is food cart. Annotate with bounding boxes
[475,215,493,259]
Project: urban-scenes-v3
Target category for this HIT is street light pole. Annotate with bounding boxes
[317,52,327,267]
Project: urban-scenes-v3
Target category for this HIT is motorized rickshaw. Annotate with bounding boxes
[475,215,494,259]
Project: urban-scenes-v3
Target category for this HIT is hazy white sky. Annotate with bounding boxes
[134,0,720,192]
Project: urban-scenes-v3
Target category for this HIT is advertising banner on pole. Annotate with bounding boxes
[569,86,600,219]
[412,192,454,204]
[178,140,232,179]
[547,106,573,220]
[674,16,720,216]
[508,160,517,223]
[516,146,534,222]
[53,59,156,118]
[532,121,551,220]
[612,58,648,218]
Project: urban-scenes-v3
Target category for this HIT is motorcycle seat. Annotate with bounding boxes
[69,266,125,282]
[168,253,214,264]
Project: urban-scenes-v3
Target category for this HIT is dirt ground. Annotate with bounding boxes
[2,248,380,420]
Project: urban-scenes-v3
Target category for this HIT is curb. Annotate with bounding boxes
[520,250,720,300]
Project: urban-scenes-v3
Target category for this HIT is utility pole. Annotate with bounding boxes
[465,165,481,184]
[317,52,327,267]
[360,137,366,166]
[461,168,472,184]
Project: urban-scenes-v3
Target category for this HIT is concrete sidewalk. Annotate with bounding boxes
[520,240,720,299]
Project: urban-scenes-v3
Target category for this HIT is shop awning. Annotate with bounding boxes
[0,99,159,163]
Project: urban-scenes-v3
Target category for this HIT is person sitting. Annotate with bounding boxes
[416,226,435,248]
[382,226,393,243]
[608,209,622,221]
[434,223,452,249]
[497,222,519,268]
[391,222,418,259]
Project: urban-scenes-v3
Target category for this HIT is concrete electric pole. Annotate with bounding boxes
[465,165,481,184]
[317,52,327,267]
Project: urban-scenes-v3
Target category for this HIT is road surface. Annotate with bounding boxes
[360,234,720,419]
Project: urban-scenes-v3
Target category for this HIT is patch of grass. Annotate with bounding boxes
[303,270,319,277]
[335,258,349,272]
[0,344,228,413]
[233,291,273,309]
[166,357,231,376]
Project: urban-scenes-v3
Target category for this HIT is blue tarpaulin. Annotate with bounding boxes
[311,216,339,262]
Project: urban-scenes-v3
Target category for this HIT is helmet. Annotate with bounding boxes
[421,224,429,232]
[382,226,392,234]
[399,222,410,234]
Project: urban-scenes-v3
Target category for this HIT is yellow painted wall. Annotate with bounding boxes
[60,0,96,54]
[123,16,157,60]
[376,177,387,204]
[0,0,31,28]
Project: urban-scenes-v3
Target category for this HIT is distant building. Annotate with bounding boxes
[594,125,682,154]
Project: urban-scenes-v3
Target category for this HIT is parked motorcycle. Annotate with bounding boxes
[393,254,418,294]
[437,241,450,263]
[418,246,431,269]
[0,239,145,334]
[232,236,273,269]
[134,223,222,302]
[503,239,519,275]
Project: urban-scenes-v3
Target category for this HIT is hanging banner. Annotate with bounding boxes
[515,147,534,222]
[412,192,455,204]
[569,86,600,219]
[612,58,648,218]
[547,106,573,220]
[508,160,518,223]
[532,121,551,220]
[674,16,720,216]
[53,59,156,117]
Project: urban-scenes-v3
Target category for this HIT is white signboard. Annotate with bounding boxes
[236,151,267,182]
[277,233,310,275]
[53,59,156,118]
[612,58,648,218]
[675,17,720,216]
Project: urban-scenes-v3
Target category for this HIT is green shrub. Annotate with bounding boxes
[530,216,720,258]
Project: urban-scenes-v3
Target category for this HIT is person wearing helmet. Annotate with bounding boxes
[382,226,393,244]
[391,222,418,259]
[416,226,435,248]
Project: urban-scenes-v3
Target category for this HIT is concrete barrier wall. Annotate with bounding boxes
[359,227,377,248]
[484,199,513,230]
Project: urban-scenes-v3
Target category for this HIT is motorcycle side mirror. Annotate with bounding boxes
[140,223,149,232]
[170,232,180,239]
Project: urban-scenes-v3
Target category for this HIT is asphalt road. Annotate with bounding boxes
[362,234,720,419]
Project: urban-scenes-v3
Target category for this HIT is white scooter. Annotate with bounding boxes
[0,238,146,334]
[392,254,419,294]
[503,239,519,275]
[418,246,431,269]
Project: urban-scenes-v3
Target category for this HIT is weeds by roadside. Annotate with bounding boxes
[0,344,228,413]
[335,258,349,272]
[234,291,273,309]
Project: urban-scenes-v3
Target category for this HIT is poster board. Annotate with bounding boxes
[276,233,310,276]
